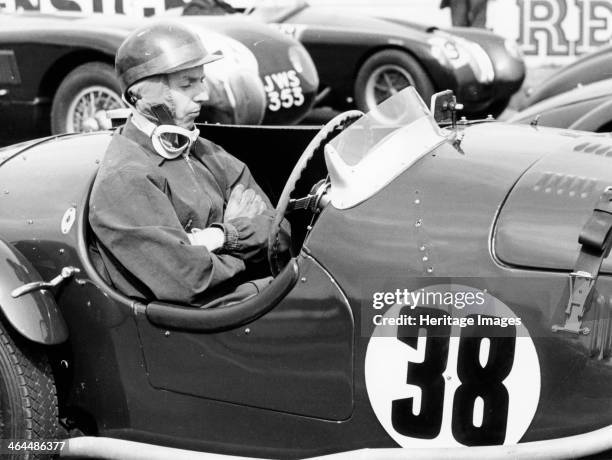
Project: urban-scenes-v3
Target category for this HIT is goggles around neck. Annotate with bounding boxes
[130,109,200,160]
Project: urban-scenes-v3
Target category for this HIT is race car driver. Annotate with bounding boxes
[89,21,290,307]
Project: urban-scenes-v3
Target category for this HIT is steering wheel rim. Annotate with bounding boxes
[268,110,364,276]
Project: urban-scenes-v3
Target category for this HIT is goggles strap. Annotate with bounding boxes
[151,104,175,125]
[130,109,199,160]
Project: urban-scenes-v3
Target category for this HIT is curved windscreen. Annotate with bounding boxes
[328,87,434,167]
[324,87,446,209]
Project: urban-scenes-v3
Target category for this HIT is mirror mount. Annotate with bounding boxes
[430,90,464,129]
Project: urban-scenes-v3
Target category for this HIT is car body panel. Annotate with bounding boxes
[0,238,68,345]
[383,19,526,106]
[2,111,612,455]
[137,253,354,421]
[306,121,612,443]
[523,44,612,109]
[509,78,612,130]
[496,139,612,272]
[440,26,525,85]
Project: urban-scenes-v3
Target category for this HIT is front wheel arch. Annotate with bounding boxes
[0,238,68,345]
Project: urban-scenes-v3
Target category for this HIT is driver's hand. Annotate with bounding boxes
[224,184,266,221]
[221,210,273,261]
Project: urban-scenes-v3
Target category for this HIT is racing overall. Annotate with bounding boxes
[89,119,290,307]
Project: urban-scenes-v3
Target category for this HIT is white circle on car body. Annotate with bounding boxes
[61,207,77,234]
[365,284,540,448]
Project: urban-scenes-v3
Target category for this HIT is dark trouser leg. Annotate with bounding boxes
[469,0,488,28]
[450,0,470,26]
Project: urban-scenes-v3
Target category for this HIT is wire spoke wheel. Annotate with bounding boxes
[354,50,434,125]
[51,62,123,135]
[66,86,124,133]
[365,64,415,122]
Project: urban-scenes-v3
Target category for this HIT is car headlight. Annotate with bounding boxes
[504,38,523,60]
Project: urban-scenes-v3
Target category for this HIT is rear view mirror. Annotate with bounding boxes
[430,90,464,126]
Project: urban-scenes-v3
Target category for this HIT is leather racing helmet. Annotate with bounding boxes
[115,21,222,97]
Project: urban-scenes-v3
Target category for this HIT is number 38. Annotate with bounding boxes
[392,307,516,446]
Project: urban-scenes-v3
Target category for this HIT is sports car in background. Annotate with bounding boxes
[0,12,318,145]
[2,89,612,458]
[179,0,526,119]
[521,44,612,109]
[509,78,612,132]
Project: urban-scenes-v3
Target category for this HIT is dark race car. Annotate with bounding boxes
[509,78,612,132]
[2,88,612,458]
[179,0,526,120]
[521,44,612,110]
[0,12,318,145]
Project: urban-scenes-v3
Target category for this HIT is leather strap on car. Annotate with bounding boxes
[553,186,612,335]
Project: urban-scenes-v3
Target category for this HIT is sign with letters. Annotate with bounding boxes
[0,0,183,16]
[517,0,612,62]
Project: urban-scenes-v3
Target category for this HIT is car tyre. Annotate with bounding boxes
[51,62,124,134]
[354,50,434,122]
[0,320,59,459]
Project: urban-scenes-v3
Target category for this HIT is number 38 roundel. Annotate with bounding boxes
[365,285,540,448]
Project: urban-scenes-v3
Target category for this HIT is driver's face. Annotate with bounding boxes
[167,65,208,129]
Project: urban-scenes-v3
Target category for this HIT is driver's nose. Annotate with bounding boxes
[194,81,210,103]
